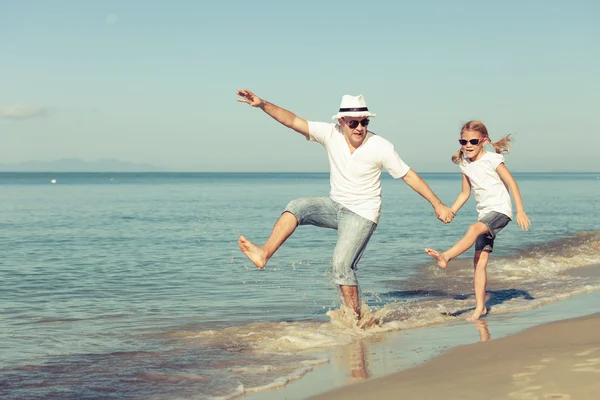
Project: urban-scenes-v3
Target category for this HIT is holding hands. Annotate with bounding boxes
[435,204,455,224]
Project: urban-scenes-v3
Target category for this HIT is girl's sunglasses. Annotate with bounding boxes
[346,118,369,129]
[459,138,482,146]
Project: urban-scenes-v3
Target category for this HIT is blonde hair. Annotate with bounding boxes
[451,120,513,164]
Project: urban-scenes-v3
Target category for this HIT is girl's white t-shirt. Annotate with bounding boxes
[308,121,410,223]
[459,152,512,220]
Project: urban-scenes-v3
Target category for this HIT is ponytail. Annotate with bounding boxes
[451,149,463,164]
[489,134,513,154]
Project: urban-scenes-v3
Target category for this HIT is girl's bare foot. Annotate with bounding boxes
[238,236,267,269]
[466,306,488,321]
[424,248,449,269]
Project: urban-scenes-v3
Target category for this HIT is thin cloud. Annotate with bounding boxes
[0,105,48,119]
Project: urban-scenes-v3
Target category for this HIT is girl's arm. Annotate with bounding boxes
[450,173,471,214]
[496,163,531,230]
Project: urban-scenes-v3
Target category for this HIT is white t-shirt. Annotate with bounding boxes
[308,121,411,223]
[459,152,512,219]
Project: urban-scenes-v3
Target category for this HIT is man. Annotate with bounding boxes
[236,88,453,322]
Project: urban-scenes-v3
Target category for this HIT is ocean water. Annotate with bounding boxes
[1,172,599,399]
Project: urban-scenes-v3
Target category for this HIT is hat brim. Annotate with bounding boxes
[332,111,376,120]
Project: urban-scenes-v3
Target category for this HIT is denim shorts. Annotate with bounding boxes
[284,197,377,286]
[475,211,511,252]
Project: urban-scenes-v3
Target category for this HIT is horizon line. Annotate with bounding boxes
[0,171,598,174]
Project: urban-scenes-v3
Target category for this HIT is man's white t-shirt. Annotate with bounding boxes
[459,152,512,220]
[308,121,410,223]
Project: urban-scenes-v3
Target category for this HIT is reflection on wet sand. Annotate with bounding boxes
[334,318,492,386]
[472,319,491,342]
[331,338,370,383]
[348,340,369,380]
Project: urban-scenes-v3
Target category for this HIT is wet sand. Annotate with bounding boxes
[245,264,600,400]
[564,263,600,278]
[313,312,600,400]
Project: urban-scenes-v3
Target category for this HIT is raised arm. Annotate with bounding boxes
[401,169,454,223]
[236,89,309,139]
[450,173,471,214]
[496,163,531,230]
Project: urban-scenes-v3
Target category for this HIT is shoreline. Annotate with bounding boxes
[244,264,600,400]
[314,312,600,400]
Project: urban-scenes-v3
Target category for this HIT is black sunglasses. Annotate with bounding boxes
[459,138,482,146]
[345,118,369,129]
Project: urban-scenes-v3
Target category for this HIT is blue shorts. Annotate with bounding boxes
[475,211,511,252]
[284,197,377,286]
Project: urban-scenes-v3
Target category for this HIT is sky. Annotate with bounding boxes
[1,0,599,172]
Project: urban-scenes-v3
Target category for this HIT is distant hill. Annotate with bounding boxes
[0,158,167,172]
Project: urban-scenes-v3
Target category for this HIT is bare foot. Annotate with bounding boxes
[358,316,381,330]
[466,307,487,322]
[238,236,267,269]
[424,248,449,269]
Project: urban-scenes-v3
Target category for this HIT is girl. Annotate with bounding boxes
[425,120,531,321]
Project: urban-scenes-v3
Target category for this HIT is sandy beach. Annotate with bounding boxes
[313,312,600,400]
[243,266,600,400]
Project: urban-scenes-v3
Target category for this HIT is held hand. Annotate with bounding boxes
[445,209,456,223]
[441,208,456,224]
[516,211,531,231]
[434,204,455,224]
[236,89,264,108]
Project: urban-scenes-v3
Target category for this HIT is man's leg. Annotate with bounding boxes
[340,285,360,316]
[238,212,298,269]
[332,208,377,319]
[238,198,337,269]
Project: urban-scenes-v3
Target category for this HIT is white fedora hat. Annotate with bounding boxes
[331,94,376,120]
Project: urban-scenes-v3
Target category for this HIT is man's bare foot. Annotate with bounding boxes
[466,307,487,321]
[424,248,449,269]
[358,316,381,330]
[238,236,267,269]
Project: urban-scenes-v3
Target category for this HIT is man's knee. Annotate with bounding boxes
[283,199,306,224]
[332,256,358,286]
[280,210,299,225]
[283,197,336,229]
[284,198,303,211]
[283,198,313,216]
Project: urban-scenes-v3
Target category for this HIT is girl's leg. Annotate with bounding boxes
[425,222,489,268]
[468,249,490,321]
